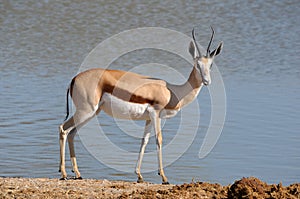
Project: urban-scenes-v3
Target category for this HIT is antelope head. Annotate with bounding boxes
[189,27,223,86]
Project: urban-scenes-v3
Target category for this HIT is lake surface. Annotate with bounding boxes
[0,0,299,185]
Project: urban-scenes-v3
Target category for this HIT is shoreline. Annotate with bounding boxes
[1,177,299,198]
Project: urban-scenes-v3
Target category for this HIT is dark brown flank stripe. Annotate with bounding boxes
[103,84,157,105]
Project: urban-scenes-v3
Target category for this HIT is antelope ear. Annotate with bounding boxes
[189,41,199,58]
[210,42,223,57]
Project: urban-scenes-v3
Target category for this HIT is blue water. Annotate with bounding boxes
[0,0,299,185]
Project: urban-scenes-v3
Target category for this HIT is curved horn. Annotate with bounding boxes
[206,26,215,57]
[192,28,202,57]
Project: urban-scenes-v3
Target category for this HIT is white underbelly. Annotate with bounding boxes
[100,93,150,120]
[100,93,180,120]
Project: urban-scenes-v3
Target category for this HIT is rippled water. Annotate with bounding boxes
[1,0,299,185]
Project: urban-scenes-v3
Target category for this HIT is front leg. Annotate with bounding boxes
[135,120,152,183]
[151,110,169,184]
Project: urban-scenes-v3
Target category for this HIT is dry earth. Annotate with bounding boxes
[1,177,299,198]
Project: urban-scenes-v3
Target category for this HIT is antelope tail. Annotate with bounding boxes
[64,87,70,121]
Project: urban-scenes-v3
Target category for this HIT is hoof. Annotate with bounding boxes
[60,177,68,181]
[162,181,170,185]
[58,169,61,172]
[137,178,144,183]
[75,176,83,180]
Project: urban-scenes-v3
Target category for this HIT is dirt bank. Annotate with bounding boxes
[1,177,299,198]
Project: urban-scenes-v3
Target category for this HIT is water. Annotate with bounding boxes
[1,0,299,185]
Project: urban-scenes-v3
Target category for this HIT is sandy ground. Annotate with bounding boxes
[1,177,299,198]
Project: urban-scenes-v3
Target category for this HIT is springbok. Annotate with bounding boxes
[59,28,223,184]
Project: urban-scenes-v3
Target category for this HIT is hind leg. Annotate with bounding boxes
[67,128,82,179]
[59,108,97,179]
[66,107,102,180]
[59,124,69,180]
